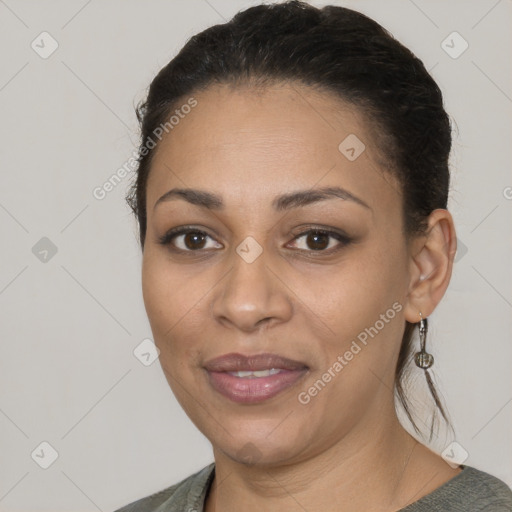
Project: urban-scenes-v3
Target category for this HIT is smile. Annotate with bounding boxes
[203,352,309,404]
[227,368,283,378]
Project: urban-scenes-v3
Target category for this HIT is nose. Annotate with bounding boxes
[211,243,293,333]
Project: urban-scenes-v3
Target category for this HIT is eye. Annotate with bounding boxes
[158,227,222,252]
[288,228,351,253]
[158,226,351,255]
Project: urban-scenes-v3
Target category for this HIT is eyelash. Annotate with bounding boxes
[157,225,352,256]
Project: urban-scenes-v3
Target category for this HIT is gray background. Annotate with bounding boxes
[0,0,511,510]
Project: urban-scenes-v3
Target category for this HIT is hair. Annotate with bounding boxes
[126,0,453,441]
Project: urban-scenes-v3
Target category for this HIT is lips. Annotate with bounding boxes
[204,352,308,372]
[204,352,309,404]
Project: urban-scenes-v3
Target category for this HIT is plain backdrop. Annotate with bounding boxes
[0,1,511,510]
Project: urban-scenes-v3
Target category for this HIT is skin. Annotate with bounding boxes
[141,82,460,512]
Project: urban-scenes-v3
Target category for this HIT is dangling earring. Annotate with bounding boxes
[415,312,434,369]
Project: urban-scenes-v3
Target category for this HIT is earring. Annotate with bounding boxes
[415,312,434,369]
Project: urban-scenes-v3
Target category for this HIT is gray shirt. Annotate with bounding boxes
[114,463,512,511]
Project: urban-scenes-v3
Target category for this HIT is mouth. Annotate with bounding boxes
[203,352,309,404]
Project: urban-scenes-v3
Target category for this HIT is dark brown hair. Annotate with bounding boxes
[126,0,452,440]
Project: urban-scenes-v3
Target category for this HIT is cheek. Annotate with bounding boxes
[304,241,408,389]
[318,248,403,326]
[141,251,209,362]
[142,252,186,350]
[143,251,188,325]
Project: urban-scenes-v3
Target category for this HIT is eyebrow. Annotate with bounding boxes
[153,186,371,212]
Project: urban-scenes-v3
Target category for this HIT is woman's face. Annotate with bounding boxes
[142,82,418,465]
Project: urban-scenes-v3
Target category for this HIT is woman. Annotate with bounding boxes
[115,1,512,510]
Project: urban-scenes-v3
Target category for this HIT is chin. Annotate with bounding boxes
[224,440,300,467]
[210,422,310,468]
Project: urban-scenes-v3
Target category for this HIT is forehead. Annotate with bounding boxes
[146,82,400,215]
[154,82,371,163]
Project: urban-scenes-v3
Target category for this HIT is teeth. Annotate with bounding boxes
[228,368,283,378]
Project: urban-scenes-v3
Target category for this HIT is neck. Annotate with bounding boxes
[205,411,430,512]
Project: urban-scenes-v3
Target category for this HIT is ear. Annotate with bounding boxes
[403,209,457,323]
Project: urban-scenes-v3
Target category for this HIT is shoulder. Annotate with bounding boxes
[113,463,215,512]
[401,465,512,511]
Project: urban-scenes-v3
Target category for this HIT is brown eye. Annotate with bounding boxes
[183,232,207,250]
[305,231,330,250]
[158,227,222,252]
[289,228,351,253]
